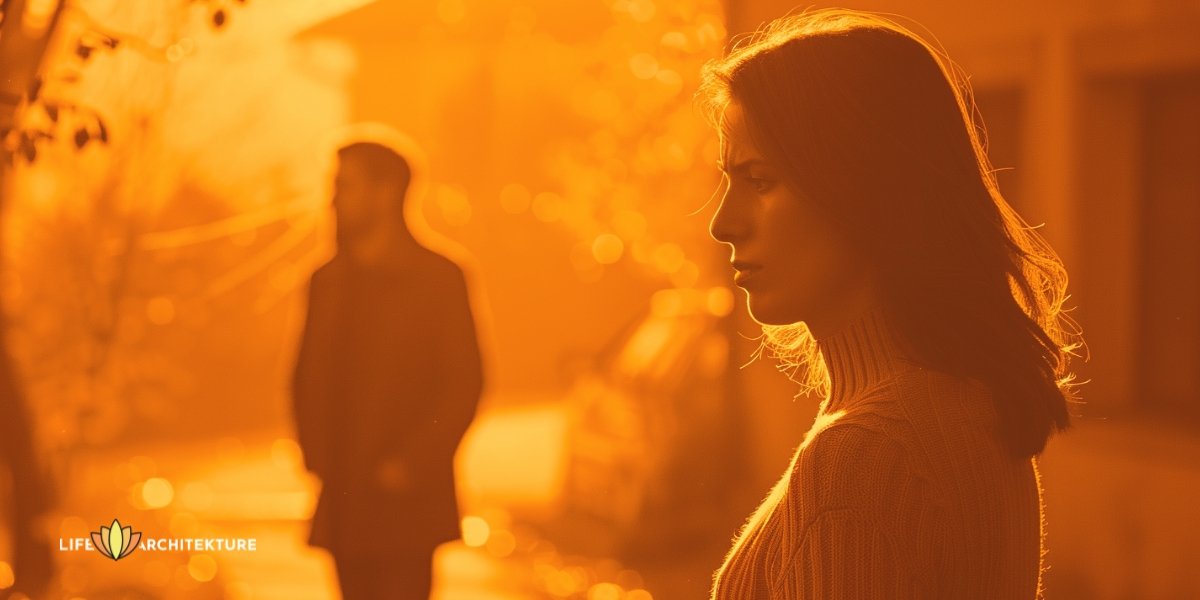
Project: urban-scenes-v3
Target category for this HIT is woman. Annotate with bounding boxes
[699,9,1083,599]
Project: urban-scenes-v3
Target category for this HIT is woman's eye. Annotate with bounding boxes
[749,177,774,193]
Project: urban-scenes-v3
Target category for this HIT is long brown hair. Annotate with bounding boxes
[698,9,1084,458]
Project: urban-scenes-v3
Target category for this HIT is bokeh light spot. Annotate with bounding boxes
[629,53,659,79]
[146,296,176,325]
[462,515,490,547]
[612,209,646,240]
[706,286,735,316]
[591,234,625,264]
[485,527,518,558]
[142,477,175,509]
[651,243,685,273]
[588,582,623,600]
[187,554,218,582]
[0,561,13,589]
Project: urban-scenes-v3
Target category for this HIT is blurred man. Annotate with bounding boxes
[292,136,484,599]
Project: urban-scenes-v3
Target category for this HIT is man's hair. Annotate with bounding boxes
[337,141,413,202]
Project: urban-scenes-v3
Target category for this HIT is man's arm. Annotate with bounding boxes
[395,265,484,463]
[291,269,335,479]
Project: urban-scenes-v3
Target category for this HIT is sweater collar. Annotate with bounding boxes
[815,303,915,411]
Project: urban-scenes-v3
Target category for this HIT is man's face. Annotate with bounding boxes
[332,158,386,245]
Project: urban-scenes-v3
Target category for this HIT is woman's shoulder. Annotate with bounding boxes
[813,365,1002,464]
[845,363,998,436]
[841,365,1022,488]
[791,419,923,509]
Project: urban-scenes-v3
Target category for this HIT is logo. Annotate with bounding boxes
[59,518,257,557]
[91,518,141,561]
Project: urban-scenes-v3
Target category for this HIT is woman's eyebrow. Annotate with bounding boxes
[719,158,768,175]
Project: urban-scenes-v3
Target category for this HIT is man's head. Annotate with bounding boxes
[333,142,413,246]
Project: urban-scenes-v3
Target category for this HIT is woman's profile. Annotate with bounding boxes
[698,9,1083,599]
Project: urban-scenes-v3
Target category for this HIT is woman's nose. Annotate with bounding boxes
[709,191,747,245]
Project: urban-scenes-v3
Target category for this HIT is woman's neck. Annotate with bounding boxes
[813,302,914,410]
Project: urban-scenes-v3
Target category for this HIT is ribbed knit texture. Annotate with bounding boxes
[711,304,1046,599]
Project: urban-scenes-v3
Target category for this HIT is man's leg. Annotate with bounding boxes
[332,552,369,600]
[334,549,434,600]
[385,548,434,600]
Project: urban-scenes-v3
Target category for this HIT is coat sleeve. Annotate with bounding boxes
[395,264,484,462]
[291,269,335,478]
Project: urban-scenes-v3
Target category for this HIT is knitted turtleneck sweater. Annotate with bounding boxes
[711,304,1046,599]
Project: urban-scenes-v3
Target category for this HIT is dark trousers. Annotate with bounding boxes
[333,550,434,600]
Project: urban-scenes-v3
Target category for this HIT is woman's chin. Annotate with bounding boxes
[745,295,801,326]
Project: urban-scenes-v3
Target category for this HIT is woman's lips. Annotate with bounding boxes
[732,261,762,286]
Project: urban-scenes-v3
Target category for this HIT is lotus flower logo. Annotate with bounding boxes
[91,518,141,561]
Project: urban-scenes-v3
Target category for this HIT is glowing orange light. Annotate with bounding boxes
[588,582,624,600]
[591,234,625,264]
[485,528,518,558]
[655,68,684,94]
[146,297,176,325]
[629,53,659,79]
[660,31,688,50]
[651,242,685,273]
[174,564,200,591]
[461,515,491,547]
[612,209,647,240]
[706,286,735,316]
[615,0,657,22]
[650,289,684,317]
[459,405,570,510]
[434,185,473,226]
[0,561,13,590]
[187,554,218,582]
[670,259,699,287]
[141,477,175,509]
[21,0,56,33]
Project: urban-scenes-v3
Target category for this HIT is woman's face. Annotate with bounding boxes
[709,103,873,329]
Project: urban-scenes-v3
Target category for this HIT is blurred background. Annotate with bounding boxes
[0,0,1196,598]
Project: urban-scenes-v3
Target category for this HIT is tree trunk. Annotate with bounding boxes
[0,1,65,596]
